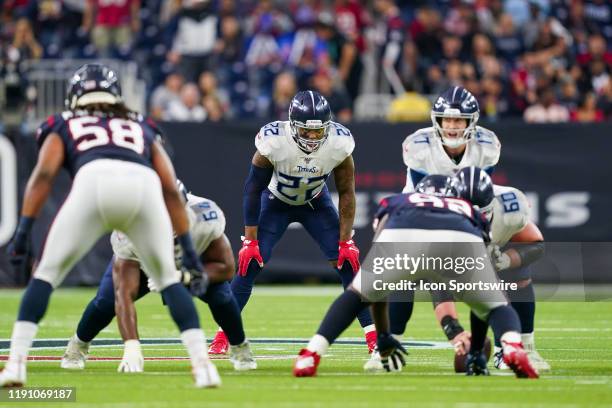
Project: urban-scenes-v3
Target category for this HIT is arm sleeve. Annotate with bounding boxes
[243,164,273,226]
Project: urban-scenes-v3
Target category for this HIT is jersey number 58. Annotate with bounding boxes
[68,116,144,154]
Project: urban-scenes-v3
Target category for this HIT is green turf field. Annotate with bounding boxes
[1,286,611,408]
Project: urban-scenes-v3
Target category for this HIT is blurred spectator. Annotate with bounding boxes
[410,7,442,66]
[166,0,218,83]
[278,2,326,88]
[373,0,405,95]
[596,78,612,119]
[9,17,43,61]
[583,0,612,43]
[166,83,206,122]
[493,14,524,66]
[315,11,362,104]
[311,69,352,123]
[149,71,184,121]
[523,88,570,123]
[216,15,244,66]
[82,0,140,57]
[570,92,604,122]
[556,74,580,111]
[198,71,229,121]
[268,71,296,120]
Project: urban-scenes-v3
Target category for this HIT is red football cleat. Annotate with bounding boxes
[208,330,229,355]
[502,341,539,379]
[293,349,321,377]
[365,330,377,354]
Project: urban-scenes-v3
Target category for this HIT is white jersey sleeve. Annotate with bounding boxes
[491,185,531,246]
[327,122,355,161]
[473,126,501,171]
[185,194,226,255]
[254,121,291,165]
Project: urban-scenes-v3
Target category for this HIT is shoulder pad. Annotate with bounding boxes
[327,122,355,160]
[494,185,530,232]
[473,126,501,167]
[36,113,68,149]
[255,121,289,163]
[402,127,435,169]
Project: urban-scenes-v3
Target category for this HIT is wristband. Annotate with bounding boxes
[441,315,464,340]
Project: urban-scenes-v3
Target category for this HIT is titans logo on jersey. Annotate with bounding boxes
[36,110,161,176]
[401,126,501,192]
[255,120,354,205]
[375,192,490,239]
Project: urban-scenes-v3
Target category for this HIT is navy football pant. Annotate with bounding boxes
[231,190,373,329]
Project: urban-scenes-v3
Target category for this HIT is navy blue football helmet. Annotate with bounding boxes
[65,63,122,110]
[415,175,450,196]
[288,90,332,153]
[445,166,494,220]
[431,86,479,148]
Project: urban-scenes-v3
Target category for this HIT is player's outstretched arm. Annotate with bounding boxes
[334,155,356,242]
[201,234,235,283]
[112,258,142,342]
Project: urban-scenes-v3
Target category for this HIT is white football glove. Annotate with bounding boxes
[490,245,512,271]
[118,340,144,373]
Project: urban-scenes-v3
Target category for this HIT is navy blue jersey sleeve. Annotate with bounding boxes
[144,117,164,143]
[36,113,66,149]
[374,194,402,221]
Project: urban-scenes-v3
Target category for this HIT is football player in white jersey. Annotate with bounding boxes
[61,183,256,373]
[208,90,378,354]
[401,86,501,192]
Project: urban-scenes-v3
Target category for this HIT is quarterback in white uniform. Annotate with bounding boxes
[208,90,378,355]
[61,186,256,374]
[402,86,501,193]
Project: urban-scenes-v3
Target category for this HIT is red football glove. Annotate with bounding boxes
[238,238,263,276]
[337,239,360,273]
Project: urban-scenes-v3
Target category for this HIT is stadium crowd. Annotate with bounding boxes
[0,0,611,124]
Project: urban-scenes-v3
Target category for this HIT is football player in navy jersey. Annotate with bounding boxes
[2,64,220,388]
[293,168,538,379]
[208,90,377,355]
